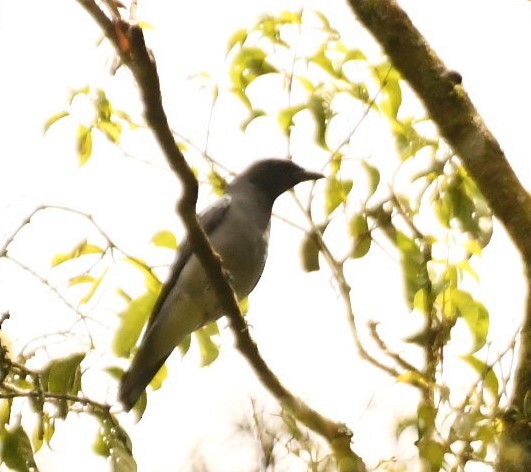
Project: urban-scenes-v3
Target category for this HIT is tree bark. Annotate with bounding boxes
[345,1,531,469]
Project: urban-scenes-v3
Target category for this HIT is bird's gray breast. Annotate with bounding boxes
[208,199,270,299]
[171,196,271,325]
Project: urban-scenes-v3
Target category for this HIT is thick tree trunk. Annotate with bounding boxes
[345,1,531,469]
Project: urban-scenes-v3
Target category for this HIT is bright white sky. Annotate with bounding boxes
[0,0,530,471]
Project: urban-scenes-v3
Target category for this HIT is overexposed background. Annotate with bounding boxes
[0,0,529,470]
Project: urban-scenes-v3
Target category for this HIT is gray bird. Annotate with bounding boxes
[119,159,324,411]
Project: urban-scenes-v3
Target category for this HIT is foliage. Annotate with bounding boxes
[0,6,514,472]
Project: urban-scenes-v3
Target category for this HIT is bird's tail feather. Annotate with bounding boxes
[118,349,169,412]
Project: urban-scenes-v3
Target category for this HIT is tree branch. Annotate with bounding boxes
[345,0,531,469]
[346,0,531,264]
[74,2,366,469]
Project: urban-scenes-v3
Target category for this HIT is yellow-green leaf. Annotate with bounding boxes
[0,399,12,430]
[96,120,121,143]
[451,289,489,352]
[45,353,85,396]
[124,256,162,294]
[462,354,499,398]
[227,28,248,53]
[413,288,430,315]
[396,232,428,308]
[77,124,93,165]
[208,169,227,196]
[93,430,110,457]
[325,176,353,215]
[149,363,168,391]
[278,104,305,135]
[1,425,38,472]
[43,111,70,134]
[300,223,328,272]
[80,270,106,305]
[113,291,159,358]
[195,322,220,367]
[69,274,95,286]
[349,214,371,258]
[362,161,380,198]
[151,230,177,250]
[52,240,104,267]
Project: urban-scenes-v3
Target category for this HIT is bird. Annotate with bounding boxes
[118,158,324,411]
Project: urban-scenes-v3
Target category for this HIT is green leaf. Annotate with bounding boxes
[149,363,168,391]
[325,176,353,215]
[124,256,162,294]
[68,85,90,104]
[349,214,371,258]
[227,28,248,53]
[413,288,430,315]
[195,322,220,367]
[418,438,445,470]
[45,352,85,396]
[312,9,333,32]
[239,296,249,315]
[208,169,227,196]
[43,416,55,445]
[396,232,429,308]
[310,46,340,78]
[77,124,93,165]
[96,417,136,471]
[93,430,111,457]
[151,230,177,250]
[0,399,12,430]
[462,354,499,398]
[241,109,266,131]
[382,75,402,118]
[308,92,330,148]
[113,291,159,358]
[110,439,137,472]
[105,366,124,381]
[1,425,38,472]
[342,48,367,64]
[230,47,277,93]
[278,104,305,136]
[43,111,70,134]
[300,231,320,273]
[131,391,147,420]
[33,414,55,452]
[451,289,489,352]
[397,371,429,388]
[52,240,104,267]
[95,89,112,122]
[373,63,402,118]
[300,223,328,272]
[96,120,122,143]
[80,270,106,305]
[362,161,380,198]
[69,274,95,286]
[178,334,192,356]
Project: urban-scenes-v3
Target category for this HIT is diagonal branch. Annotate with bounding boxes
[345,1,531,469]
[346,0,531,263]
[75,1,366,469]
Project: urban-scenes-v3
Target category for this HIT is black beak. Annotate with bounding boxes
[298,170,325,182]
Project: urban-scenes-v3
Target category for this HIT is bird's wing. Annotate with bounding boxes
[142,195,232,336]
[118,196,232,411]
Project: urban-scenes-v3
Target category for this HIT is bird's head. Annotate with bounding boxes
[229,159,324,207]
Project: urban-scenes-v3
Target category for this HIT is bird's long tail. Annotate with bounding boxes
[118,346,169,412]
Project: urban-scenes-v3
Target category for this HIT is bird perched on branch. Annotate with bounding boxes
[119,158,324,411]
